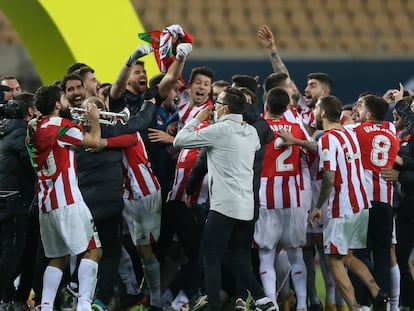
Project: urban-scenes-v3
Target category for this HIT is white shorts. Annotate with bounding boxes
[39,200,101,258]
[323,209,368,255]
[300,188,312,215]
[123,190,162,246]
[254,207,307,250]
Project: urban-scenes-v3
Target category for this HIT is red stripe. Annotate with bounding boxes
[372,173,380,202]
[134,166,151,196]
[175,169,186,201]
[332,184,340,218]
[86,234,98,250]
[295,178,301,208]
[266,178,275,209]
[40,180,47,213]
[62,169,74,206]
[180,106,193,124]
[282,176,290,208]
[49,187,58,211]
[329,241,339,255]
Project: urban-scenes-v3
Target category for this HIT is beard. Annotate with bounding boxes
[315,118,323,130]
[59,108,73,120]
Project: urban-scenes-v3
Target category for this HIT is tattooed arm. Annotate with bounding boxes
[314,171,335,210]
[257,25,290,75]
[309,170,335,227]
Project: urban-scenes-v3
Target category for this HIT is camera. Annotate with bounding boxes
[0,85,11,105]
[0,100,27,119]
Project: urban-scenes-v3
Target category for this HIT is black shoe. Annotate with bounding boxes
[372,289,390,311]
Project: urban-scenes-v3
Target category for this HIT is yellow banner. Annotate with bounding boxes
[0,0,159,84]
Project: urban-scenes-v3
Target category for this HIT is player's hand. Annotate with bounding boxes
[383,83,404,103]
[83,102,99,121]
[148,128,175,144]
[185,194,192,209]
[392,83,404,103]
[85,138,107,152]
[166,122,178,136]
[126,44,153,66]
[176,43,193,61]
[309,208,322,228]
[258,25,276,50]
[380,167,400,182]
[277,129,296,146]
[195,106,213,122]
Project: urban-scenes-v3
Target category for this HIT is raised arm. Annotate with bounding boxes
[257,25,290,76]
[110,44,153,101]
[157,43,192,99]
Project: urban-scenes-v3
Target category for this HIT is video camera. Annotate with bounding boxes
[0,96,28,120]
[0,85,10,104]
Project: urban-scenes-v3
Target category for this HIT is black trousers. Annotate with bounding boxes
[202,210,265,311]
[396,215,414,308]
[352,201,393,305]
[0,215,26,301]
[157,200,205,299]
[95,213,123,305]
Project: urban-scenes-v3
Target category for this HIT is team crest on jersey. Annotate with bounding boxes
[322,149,330,161]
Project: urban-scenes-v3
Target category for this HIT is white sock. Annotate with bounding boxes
[141,255,161,308]
[287,248,307,311]
[259,248,277,305]
[318,248,335,304]
[41,266,63,311]
[77,258,98,311]
[390,264,400,311]
[171,289,189,309]
[118,247,141,295]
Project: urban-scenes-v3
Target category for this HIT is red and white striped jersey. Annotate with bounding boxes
[177,89,213,128]
[283,107,301,124]
[318,128,370,218]
[167,121,210,204]
[301,109,314,127]
[352,121,399,204]
[259,118,307,209]
[26,117,84,213]
[283,107,313,191]
[122,132,160,200]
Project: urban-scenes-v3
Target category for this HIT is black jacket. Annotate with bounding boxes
[0,119,36,216]
[394,101,414,221]
[76,100,159,221]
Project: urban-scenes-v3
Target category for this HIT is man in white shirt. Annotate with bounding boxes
[173,87,275,311]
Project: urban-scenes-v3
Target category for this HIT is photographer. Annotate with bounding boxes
[0,93,37,310]
[0,76,22,101]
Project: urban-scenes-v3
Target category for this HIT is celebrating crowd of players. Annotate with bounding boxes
[0,23,414,311]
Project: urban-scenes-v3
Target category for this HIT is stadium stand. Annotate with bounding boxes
[0,0,413,54]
